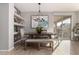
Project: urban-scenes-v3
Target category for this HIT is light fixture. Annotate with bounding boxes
[38,3,41,13]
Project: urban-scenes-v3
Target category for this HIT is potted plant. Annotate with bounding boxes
[36,26,43,34]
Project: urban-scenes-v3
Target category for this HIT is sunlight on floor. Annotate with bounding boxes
[53,40,70,55]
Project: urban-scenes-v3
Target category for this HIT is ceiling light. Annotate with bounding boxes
[38,3,41,13]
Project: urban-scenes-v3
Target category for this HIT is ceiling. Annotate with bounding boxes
[14,3,79,12]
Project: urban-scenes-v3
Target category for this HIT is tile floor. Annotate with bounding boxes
[0,40,79,55]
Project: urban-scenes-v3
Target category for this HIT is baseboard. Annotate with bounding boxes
[8,47,14,51]
[0,47,14,52]
[0,50,8,51]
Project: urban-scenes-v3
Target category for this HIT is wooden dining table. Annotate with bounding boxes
[24,32,56,39]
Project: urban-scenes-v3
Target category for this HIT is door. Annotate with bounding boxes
[56,21,62,39]
[62,17,71,40]
[54,16,71,40]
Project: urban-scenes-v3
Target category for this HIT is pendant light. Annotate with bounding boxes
[38,3,41,13]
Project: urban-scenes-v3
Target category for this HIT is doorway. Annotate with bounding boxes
[54,16,71,40]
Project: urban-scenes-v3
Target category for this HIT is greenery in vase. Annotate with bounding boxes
[36,27,43,34]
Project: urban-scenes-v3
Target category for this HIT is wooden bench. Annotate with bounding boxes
[24,39,54,51]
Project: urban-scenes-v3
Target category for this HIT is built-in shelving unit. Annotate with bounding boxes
[73,23,79,33]
[14,7,24,45]
[73,23,79,40]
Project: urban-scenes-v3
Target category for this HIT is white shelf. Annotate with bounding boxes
[14,9,24,45]
[14,39,21,44]
[14,13,24,20]
[14,22,24,27]
[14,32,18,35]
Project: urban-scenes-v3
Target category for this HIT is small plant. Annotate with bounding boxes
[36,27,43,34]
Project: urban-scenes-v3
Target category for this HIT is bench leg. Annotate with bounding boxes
[51,42,53,52]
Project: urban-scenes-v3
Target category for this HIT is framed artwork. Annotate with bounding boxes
[31,15,49,29]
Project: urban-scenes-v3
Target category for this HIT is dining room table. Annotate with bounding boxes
[24,32,56,39]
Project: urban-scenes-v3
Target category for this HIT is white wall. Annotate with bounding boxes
[75,11,79,23]
[22,12,55,33]
[0,3,9,50]
[0,3,14,50]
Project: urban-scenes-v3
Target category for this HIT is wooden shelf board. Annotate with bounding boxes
[14,22,24,27]
[14,32,18,35]
[14,13,24,20]
[14,39,21,44]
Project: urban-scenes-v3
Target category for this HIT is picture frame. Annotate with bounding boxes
[31,15,49,29]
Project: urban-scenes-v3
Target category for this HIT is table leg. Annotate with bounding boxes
[38,43,40,50]
[24,41,27,50]
[50,43,51,48]
[51,42,53,52]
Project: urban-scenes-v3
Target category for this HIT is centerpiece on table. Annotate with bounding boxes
[36,26,43,34]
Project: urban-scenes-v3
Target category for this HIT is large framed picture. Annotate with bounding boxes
[31,15,49,29]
